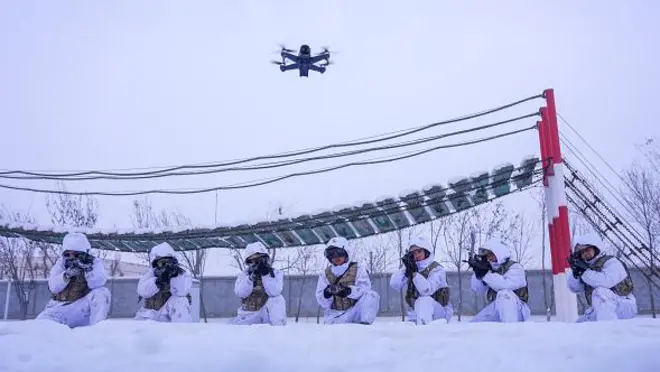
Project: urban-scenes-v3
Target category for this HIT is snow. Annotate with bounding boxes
[1,318,659,372]
[492,161,515,172]
[447,175,470,187]
[470,169,489,179]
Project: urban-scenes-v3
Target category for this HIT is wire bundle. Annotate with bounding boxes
[0,94,544,196]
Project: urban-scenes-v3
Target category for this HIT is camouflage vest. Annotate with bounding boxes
[405,261,450,308]
[53,274,90,304]
[486,259,529,303]
[584,255,634,306]
[138,276,193,311]
[241,275,270,312]
[325,262,358,311]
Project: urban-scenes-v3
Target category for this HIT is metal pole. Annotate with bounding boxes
[3,280,11,320]
[540,88,578,322]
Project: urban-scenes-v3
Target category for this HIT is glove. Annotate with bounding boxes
[335,285,352,298]
[256,261,271,276]
[402,254,417,278]
[77,261,94,272]
[467,255,491,279]
[568,255,589,278]
[323,285,334,299]
[64,266,82,279]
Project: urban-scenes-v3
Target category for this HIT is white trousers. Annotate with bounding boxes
[578,287,638,322]
[36,287,111,328]
[135,295,193,323]
[230,295,287,326]
[406,296,454,325]
[471,289,531,323]
[323,290,380,325]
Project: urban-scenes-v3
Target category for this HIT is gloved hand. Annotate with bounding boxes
[256,261,272,277]
[77,261,94,272]
[467,255,491,279]
[323,285,334,299]
[335,284,351,298]
[401,253,417,278]
[568,255,589,278]
[64,266,82,279]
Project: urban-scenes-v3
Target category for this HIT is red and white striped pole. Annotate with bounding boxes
[540,88,578,322]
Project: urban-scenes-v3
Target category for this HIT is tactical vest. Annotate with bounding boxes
[241,275,270,312]
[486,259,529,303]
[53,274,91,304]
[584,255,634,307]
[405,261,450,308]
[325,262,358,311]
[138,276,193,311]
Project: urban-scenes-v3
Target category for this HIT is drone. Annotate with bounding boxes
[271,44,333,77]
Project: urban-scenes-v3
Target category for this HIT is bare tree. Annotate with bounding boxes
[0,209,39,319]
[289,245,320,322]
[530,187,553,320]
[621,160,659,317]
[503,211,536,267]
[351,233,399,274]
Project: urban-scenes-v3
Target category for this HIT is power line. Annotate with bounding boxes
[1,113,538,181]
[0,94,543,178]
[0,125,537,196]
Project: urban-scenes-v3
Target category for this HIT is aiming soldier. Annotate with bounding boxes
[567,232,637,322]
[36,232,111,328]
[467,238,530,323]
[231,242,286,326]
[135,242,193,322]
[315,236,380,325]
[390,236,453,324]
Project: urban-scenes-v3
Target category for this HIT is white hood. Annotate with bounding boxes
[408,235,433,255]
[481,238,511,265]
[325,236,355,275]
[573,232,607,261]
[62,232,92,254]
[244,242,269,262]
[324,236,354,260]
[149,242,177,264]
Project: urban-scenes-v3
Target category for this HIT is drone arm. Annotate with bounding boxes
[280,63,300,72]
[282,53,299,63]
[308,64,326,74]
[310,53,330,64]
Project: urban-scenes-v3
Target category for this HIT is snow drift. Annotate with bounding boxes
[1,318,659,372]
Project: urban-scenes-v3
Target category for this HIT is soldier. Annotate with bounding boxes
[315,236,380,325]
[135,242,193,322]
[567,232,637,322]
[390,236,453,324]
[36,232,111,328]
[467,238,530,323]
[230,242,286,326]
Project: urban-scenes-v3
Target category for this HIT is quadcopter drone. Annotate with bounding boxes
[271,44,333,77]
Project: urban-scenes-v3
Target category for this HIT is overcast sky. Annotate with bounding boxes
[1,1,659,274]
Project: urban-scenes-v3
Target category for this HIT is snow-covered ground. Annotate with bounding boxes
[1,317,659,372]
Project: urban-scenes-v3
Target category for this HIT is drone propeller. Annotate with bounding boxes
[277,44,295,53]
[320,60,334,67]
[270,60,285,65]
[316,46,338,55]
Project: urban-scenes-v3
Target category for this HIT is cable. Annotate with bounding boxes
[559,133,639,226]
[0,164,547,244]
[0,125,537,196]
[557,111,634,191]
[2,113,539,181]
[0,94,544,178]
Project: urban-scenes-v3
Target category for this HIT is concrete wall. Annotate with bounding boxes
[2,269,658,320]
